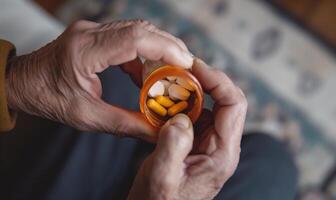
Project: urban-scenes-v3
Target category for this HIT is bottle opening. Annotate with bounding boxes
[139,66,203,128]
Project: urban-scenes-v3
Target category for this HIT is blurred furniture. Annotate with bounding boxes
[33,0,336,48]
[33,0,67,14]
[274,0,336,47]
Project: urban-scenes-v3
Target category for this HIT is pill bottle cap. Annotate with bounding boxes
[139,63,204,128]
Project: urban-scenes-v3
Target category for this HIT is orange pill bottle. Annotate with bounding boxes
[139,61,204,128]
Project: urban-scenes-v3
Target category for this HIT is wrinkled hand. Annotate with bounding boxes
[5,19,193,140]
[128,59,248,200]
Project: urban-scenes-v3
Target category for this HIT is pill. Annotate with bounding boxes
[148,81,164,98]
[168,84,190,101]
[176,77,195,91]
[147,99,167,117]
[168,101,188,116]
[160,80,171,95]
[155,96,175,108]
[167,76,177,82]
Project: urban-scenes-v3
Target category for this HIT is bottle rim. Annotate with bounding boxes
[139,65,204,128]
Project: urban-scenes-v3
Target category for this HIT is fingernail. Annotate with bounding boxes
[181,51,193,68]
[170,114,190,129]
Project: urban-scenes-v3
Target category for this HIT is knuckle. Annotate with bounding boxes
[224,164,237,179]
[130,19,150,35]
[217,157,239,180]
[216,70,230,82]
[128,20,157,40]
[163,126,191,148]
[164,126,180,139]
[211,69,230,83]
[133,19,150,26]
[160,175,175,188]
[165,42,181,55]
[235,87,248,109]
[203,156,217,170]
[149,170,176,194]
[175,133,191,149]
[144,22,157,32]
[68,20,89,32]
[129,24,147,40]
[63,31,93,60]
[176,37,187,47]
[212,175,225,191]
[212,68,223,74]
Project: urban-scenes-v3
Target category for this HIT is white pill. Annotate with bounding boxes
[148,81,165,98]
[160,80,171,95]
[176,77,195,91]
[168,84,190,101]
[167,76,177,82]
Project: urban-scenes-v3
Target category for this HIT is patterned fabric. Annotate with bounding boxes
[56,0,336,196]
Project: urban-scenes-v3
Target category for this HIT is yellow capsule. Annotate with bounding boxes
[168,101,188,116]
[155,96,175,108]
[147,99,167,117]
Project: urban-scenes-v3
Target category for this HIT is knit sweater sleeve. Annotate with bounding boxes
[0,39,16,132]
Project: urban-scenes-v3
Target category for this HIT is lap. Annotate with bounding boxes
[0,68,297,200]
[215,133,298,200]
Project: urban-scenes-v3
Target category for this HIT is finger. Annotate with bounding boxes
[129,115,193,198]
[153,114,194,167]
[130,20,189,53]
[120,57,144,87]
[192,58,247,158]
[192,109,213,153]
[194,109,213,136]
[99,23,193,70]
[120,27,190,84]
[134,30,193,68]
[85,99,157,142]
[97,19,149,31]
[192,58,242,106]
[151,28,189,52]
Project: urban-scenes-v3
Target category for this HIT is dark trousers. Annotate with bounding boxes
[0,67,297,200]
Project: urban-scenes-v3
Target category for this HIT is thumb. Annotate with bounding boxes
[128,114,193,200]
[153,114,194,168]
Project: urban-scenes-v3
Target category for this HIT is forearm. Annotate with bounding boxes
[5,43,55,115]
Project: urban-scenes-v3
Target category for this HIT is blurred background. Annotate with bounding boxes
[2,0,336,199]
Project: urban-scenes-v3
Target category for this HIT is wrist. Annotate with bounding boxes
[4,47,52,113]
[4,41,62,119]
[5,54,32,112]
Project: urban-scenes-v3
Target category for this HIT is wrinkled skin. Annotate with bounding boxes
[128,59,247,200]
[5,19,247,199]
[5,19,193,141]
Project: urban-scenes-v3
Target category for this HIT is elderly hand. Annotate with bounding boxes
[5,19,193,140]
[128,59,248,200]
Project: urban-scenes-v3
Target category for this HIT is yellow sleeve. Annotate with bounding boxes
[0,39,16,132]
